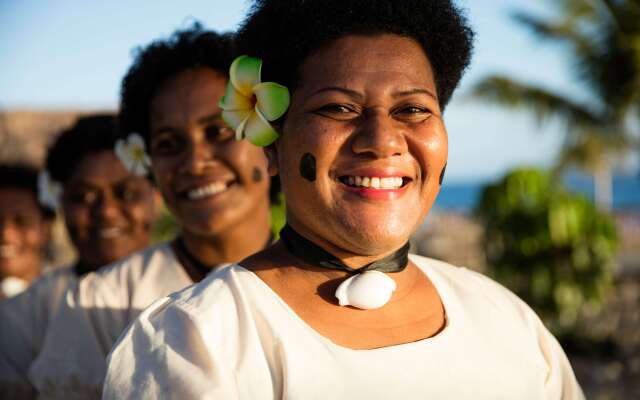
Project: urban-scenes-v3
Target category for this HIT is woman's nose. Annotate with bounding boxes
[350,111,407,159]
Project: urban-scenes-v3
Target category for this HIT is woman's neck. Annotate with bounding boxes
[286,218,407,271]
[180,204,272,268]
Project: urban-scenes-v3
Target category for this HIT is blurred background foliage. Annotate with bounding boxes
[476,168,618,336]
[472,0,640,212]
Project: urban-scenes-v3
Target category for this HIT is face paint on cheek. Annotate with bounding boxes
[252,167,263,183]
[299,153,317,182]
[439,162,447,186]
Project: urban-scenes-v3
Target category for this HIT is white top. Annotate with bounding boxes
[103,255,585,400]
[0,267,77,399]
[27,243,196,399]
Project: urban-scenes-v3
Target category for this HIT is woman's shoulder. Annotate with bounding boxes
[80,242,177,290]
[122,264,250,346]
[160,264,251,315]
[409,254,538,321]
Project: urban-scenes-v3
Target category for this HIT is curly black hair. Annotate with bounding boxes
[237,0,474,110]
[0,164,55,218]
[118,23,235,145]
[46,114,118,185]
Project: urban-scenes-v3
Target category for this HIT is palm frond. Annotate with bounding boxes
[472,76,601,130]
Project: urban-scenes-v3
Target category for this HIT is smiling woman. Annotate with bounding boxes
[0,165,54,299]
[103,1,583,399]
[20,24,276,398]
[0,115,157,398]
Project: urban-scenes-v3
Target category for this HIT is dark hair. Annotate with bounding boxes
[119,23,236,145]
[46,115,118,185]
[237,0,474,109]
[0,164,55,218]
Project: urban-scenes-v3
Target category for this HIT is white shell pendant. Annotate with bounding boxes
[335,270,396,310]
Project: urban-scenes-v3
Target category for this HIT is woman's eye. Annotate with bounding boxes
[14,214,39,228]
[315,104,357,119]
[67,190,98,205]
[205,125,234,142]
[151,135,182,155]
[116,184,145,203]
[394,105,432,120]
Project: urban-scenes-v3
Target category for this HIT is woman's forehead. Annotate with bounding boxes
[296,34,436,95]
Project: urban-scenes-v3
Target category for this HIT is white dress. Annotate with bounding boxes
[0,267,78,399]
[27,243,198,399]
[103,255,585,400]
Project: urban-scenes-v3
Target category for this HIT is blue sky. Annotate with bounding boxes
[1,0,627,182]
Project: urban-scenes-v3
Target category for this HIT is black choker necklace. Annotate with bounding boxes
[174,238,220,279]
[74,262,96,277]
[279,225,409,274]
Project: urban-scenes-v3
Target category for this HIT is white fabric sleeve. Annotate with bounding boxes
[102,297,237,400]
[0,292,39,399]
[27,273,130,399]
[534,317,585,400]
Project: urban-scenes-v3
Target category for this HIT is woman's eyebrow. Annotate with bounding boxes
[309,86,364,101]
[392,88,437,100]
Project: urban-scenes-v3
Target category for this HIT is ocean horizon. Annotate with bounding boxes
[435,173,640,213]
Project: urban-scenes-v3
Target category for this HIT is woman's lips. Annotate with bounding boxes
[337,173,412,200]
[179,179,237,201]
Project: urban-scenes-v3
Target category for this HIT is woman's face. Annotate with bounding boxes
[62,150,156,268]
[273,34,447,256]
[0,188,49,280]
[148,67,269,238]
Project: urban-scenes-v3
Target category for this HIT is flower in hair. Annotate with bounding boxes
[219,55,290,147]
[37,171,62,211]
[115,133,151,176]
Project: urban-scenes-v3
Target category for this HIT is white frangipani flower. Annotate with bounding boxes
[115,133,152,176]
[37,171,62,211]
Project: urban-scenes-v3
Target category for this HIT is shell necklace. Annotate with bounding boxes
[279,225,409,310]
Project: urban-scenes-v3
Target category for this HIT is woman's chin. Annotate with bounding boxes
[334,222,412,257]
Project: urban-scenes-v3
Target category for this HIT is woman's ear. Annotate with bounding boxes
[264,144,279,177]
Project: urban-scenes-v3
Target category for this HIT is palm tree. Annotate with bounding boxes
[472,0,640,211]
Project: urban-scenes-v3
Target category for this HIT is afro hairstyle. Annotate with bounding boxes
[237,0,474,110]
[0,163,55,218]
[45,114,118,185]
[118,23,236,145]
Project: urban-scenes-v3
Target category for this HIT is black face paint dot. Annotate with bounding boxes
[299,153,316,182]
[252,167,263,183]
[439,162,447,186]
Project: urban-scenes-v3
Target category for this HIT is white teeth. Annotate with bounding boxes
[343,176,404,189]
[99,227,123,239]
[187,182,227,200]
[0,245,17,258]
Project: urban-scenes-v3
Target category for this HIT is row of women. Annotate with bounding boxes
[1,0,585,398]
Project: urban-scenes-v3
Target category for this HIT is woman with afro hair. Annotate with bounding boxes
[105,1,583,399]
[0,115,158,398]
[27,23,274,398]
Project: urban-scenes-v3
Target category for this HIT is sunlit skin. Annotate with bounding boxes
[244,34,448,349]
[0,188,50,283]
[148,67,271,279]
[62,151,156,270]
